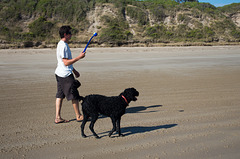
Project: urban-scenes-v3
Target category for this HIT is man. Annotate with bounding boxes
[55,26,85,124]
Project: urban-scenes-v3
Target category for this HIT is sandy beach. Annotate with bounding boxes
[0,46,240,159]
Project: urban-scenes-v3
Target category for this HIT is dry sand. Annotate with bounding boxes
[0,46,240,159]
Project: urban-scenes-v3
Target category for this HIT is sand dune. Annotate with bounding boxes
[0,46,240,159]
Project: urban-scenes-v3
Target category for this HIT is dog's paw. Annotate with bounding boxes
[82,134,87,138]
[119,134,125,137]
[108,131,114,137]
[95,135,101,139]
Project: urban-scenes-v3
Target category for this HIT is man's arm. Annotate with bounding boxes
[62,51,85,66]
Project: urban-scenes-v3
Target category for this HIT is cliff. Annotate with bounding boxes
[0,0,239,48]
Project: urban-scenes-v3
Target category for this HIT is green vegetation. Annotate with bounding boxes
[29,17,54,39]
[126,6,149,25]
[219,3,240,14]
[145,25,173,41]
[99,16,133,45]
[0,0,239,47]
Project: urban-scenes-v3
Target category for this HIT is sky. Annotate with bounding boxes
[198,0,240,7]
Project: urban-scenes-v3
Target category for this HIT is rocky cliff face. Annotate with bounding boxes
[0,1,240,48]
[83,3,239,45]
[230,12,240,27]
[87,4,118,34]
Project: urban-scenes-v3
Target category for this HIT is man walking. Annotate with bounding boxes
[55,26,85,124]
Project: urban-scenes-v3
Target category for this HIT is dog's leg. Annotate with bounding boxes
[81,115,89,138]
[116,117,124,137]
[89,115,100,139]
[108,117,116,137]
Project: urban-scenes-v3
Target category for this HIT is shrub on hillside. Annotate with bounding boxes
[99,16,132,45]
[28,17,54,38]
[126,6,149,25]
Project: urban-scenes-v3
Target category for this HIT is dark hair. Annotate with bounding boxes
[59,26,72,38]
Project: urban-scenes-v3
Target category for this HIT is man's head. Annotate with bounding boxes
[59,26,72,39]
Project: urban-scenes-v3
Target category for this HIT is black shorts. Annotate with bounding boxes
[55,74,80,101]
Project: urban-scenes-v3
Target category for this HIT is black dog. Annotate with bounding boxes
[81,88,139,138]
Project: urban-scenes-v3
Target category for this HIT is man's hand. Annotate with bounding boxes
[78,51,85,59]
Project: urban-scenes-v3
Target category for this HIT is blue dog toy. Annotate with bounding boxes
[83,32,98,52]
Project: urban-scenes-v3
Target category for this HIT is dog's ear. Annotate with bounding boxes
[130,87,139,94]
[121,88,139,101]
[127,88,139,96]
[119,88,130,96]
[119,88,128,98]
[119,92,124,96]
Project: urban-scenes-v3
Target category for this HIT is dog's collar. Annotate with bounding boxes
[121,95,128,105]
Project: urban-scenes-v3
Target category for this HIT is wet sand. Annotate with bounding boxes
[0,46,240,159]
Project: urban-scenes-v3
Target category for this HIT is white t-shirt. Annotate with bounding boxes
[55,40,73,77]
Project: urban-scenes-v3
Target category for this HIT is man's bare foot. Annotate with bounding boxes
[76,115,84,122]
[55,118,70,124]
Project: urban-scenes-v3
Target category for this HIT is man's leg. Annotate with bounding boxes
[72,99,84,121]
[56,98,63,120]
[55,98,69,123]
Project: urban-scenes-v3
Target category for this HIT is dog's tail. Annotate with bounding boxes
[81,95,96,107]
[78,96,85,102]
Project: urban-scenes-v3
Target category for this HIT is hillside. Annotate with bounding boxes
[0,0,240,48]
